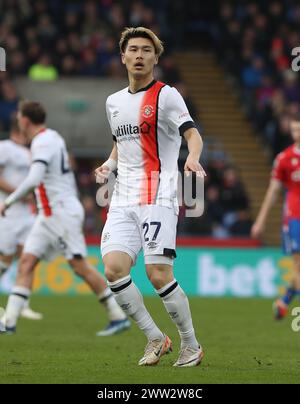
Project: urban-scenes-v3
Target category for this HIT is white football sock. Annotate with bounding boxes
[5,286,31,328]
[157,279,199,350]
[108,275,164,341]
[98,287,127,321]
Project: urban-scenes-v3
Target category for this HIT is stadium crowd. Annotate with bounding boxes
[0,0,253,237]
[215,0,300,159]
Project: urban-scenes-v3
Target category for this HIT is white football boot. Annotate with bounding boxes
[173,345,204,367]
[20,307,43,320]
[138,334,172,366]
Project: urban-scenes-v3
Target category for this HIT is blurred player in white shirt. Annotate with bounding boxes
[0,101,130,335]
[0,119,42,320]
[95,27,206,367]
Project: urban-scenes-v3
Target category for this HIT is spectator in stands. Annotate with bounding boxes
[220,167,250,232]
[60,54,78,76]
[214,0,300,162]
[268,1,285,31]
[254,75,276,133]
[205,152,227,189]
[82,195,103,235]
[256,75,276,109]
[9,51,28,76]
[229,210,253,236]
[108,3,126,30]
[0,81,19,131]
[185,212,213,236]
[27,43,42,68]
[96,37,119,76]
[205,185,229,238]
[28,54,58,81]
[80,48,101,76]
[269,38,290,73]
[242,57,266,90]
[106,57,125,78]
[271,114,293,158]
[160,56,182,87]
[82,1,100,37]
[63,11,81,37]
[36,13,57,47]
[77,171,97,197]
[281,70,300,104]
[206,185,224,225]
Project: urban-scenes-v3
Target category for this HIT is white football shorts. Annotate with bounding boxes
[24,201,87,261]
[0,214,35,256]
[101,204,178,266]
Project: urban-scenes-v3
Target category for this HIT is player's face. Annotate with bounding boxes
[290,121,300,143]
[122,37,158,78]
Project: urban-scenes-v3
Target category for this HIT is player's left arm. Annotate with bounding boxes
[0,162,46,216]
[164,87,206,178]
[183,128,206,178]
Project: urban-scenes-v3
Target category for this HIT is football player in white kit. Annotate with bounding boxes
[95,27,206,367]
[0,119,43,320]
[0,101,130,335]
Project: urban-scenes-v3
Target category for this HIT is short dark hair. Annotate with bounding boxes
[119,27,164,57]
[19,100,46,124]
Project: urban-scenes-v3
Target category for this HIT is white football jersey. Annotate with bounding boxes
[31,128,78,216]
[106,80,195,211]
[0,139,32,217]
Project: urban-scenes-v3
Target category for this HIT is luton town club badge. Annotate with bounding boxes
[142,105,154,118]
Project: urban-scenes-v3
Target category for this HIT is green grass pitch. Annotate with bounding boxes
[0,296,299,384]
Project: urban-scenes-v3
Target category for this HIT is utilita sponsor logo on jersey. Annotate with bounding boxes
[114,121,151,138]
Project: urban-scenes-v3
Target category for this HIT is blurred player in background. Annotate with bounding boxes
[252,114,300,319]
[95,27,206,367]
[0,119,42,320]
[0,101,130,335]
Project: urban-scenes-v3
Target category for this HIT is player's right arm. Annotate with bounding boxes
[94,142,118,184]
[0,168,15,194]
[0,162,47,216]
[0,137,53,216]
[0,143,15,193]
[251,178,282,238]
